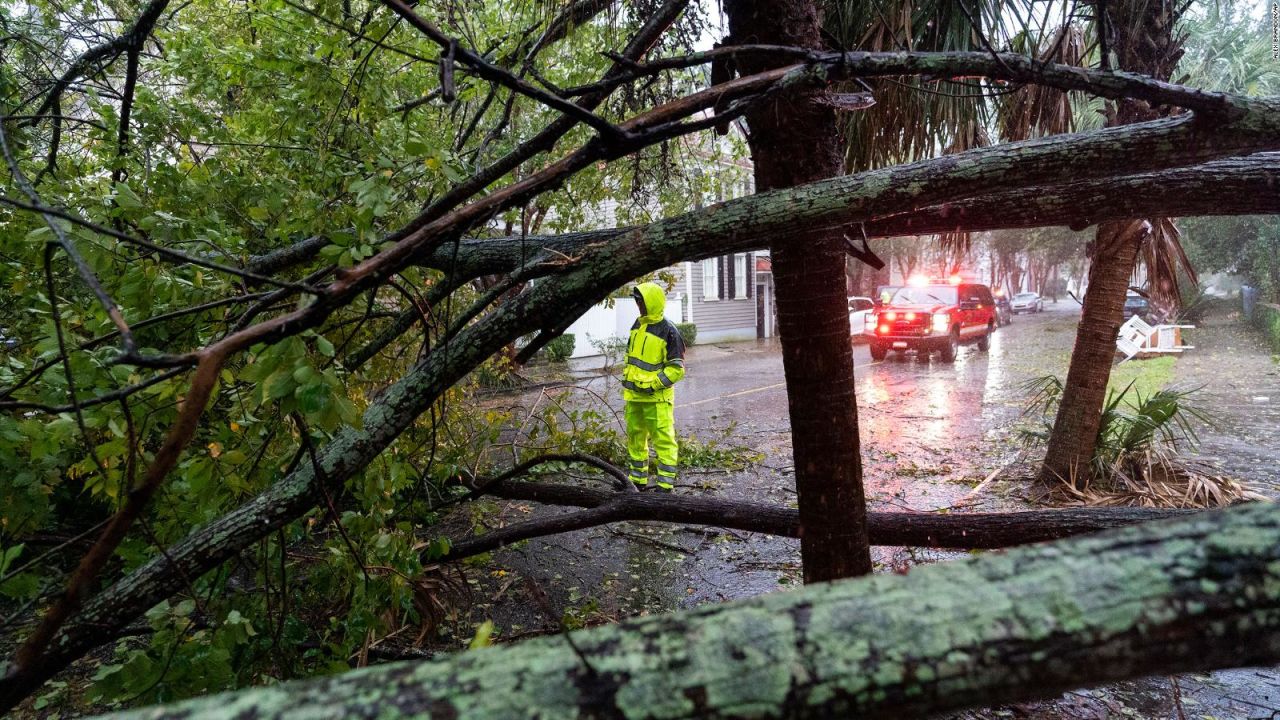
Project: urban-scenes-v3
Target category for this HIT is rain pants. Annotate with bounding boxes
[622,282,686,489]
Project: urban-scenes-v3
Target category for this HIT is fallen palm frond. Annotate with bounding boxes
[1044,450,1265,508]
[1020,375,1259,507]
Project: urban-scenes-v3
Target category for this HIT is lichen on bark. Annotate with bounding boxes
[106,503,1280,720]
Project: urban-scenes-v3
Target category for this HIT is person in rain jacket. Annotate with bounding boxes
[622,282,686,490]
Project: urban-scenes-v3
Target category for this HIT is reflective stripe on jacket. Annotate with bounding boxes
[622,282,686,403]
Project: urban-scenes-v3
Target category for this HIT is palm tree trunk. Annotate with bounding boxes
[1038,0,1184,486]
[725,0,871,581]
[1040,221,1144,484]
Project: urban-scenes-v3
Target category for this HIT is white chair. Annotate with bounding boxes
[1125,316,1155,339]
[1116,316,1156,361]
[1116,334,1144,361]
[1150,324,1195,352]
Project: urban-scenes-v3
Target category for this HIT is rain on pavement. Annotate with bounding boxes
[450,301,1280,719]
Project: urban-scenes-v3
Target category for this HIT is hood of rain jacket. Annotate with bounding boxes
[632,282,666,324]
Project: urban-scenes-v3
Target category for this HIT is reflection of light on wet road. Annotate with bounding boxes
[981,328,1008,410]
[677,361,886,409]
[853,344,1003,509]
[915,377,954,446]
[858,372,892,405]
[857,360,956,446]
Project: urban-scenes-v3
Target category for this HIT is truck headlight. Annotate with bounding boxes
[932,313,950,333]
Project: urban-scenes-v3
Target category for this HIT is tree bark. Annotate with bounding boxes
[1039,1,1185,486]
[1039,221,1146,484]
[108,502,1280,720]
[439,478,1191,560]
[725,0,872,582]
[422,153,1280,285]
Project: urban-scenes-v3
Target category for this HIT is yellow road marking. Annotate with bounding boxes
[676,360,885,408]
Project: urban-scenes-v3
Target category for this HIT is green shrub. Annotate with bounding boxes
[473,356,519,388]
[1253,303,1280,354]
[1015,375,1246,506]
[675,323,697,347]
[544,333,575,362]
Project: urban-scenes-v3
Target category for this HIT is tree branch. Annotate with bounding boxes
[26,0,170,122]
[0,195,321,294]
[419,152,1280,280]
[109,46,142,186]
[438,477,1190,561]
[379,0,626,141]
[108,502,1280,720]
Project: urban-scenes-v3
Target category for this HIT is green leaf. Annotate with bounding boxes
[423,537,451,560]
[468,620,494,649]
[114,183,145,210]
[265,369,296,401]
[295,382,331,415]
[0,544,23,576]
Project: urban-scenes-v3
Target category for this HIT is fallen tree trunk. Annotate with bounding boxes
[348,153,1280,370]
[440,479,1193,560]
[107,501,1280,720]
[864,152,1280,238]
[421,153,1280,281]
[257,153,1280,289]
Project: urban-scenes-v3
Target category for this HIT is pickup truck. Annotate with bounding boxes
[868,282,998,362]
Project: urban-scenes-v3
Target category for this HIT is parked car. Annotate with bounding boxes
[1123,292,1150,320]
[848,296,875,338]
[867,281,998,363]
[993,290,1013,327]
[1010,291,1043,314]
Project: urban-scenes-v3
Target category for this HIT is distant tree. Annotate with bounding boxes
[1027,226,1088,296]
[1182,215,1280,302]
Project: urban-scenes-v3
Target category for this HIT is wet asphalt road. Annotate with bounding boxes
[466,304,1081,634]
[1173,314,1280,497]
[455,301,1280,719]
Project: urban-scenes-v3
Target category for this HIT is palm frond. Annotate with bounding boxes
[996,23,1086,142]
[1020,374,1063,417]
[825,0,1039,174]
[1138,217,1197,321]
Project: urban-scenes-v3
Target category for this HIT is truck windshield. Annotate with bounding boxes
[889,286,958,305]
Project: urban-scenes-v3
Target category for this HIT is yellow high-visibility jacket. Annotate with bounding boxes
[622,282,686,403]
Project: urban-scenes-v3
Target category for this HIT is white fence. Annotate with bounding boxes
[561,294,685,358]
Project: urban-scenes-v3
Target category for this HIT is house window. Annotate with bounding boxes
[702,259,719,300]
[734,254,749,299]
